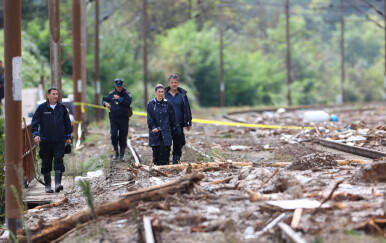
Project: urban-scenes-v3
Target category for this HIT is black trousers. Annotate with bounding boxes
[110,117,129,150]
[172,128,186,157]
[39,141,65,174]
[152,139,171,165]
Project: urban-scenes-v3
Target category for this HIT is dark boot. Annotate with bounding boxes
[172,155,180,165]
[120,147,125,161]
[113,151,119,160]
[55,170,63,193]
[44,173,54,193]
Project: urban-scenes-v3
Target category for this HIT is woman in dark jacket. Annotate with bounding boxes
[147,84,179,165]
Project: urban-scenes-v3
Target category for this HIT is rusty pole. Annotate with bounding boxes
[73,0,82,142]
[80,0,87,134]
[48,0,62,101]
[285,0,292,106]
[219,1,224,107]
[143,0,149,109]
[340,0,346,103]
[4,0,23,238]
[94,0,100,122]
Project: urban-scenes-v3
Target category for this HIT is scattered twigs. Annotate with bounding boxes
[24,198,69,214]
[358,216,386,237]
[155,162,254,170]
[261,169,279,187]
[317,179,345,210]
[209,177,233,185]
[211,150,226,162]
[130,163,168,177]
[278,222,307,243]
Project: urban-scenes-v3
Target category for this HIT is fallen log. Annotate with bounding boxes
[24,173,204,243]
[130,163,168,177]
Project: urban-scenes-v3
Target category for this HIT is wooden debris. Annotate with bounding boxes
[129,163,168,177]
[247,190,271,202]
[290,208,303,229]
[209,177,233,185]
[24,198,69,214]
[23,173,204,243]
[143,216,155,243]
[212,150,226,162]
[155,162,254,170]
[317,179,345,210]
[261,169,279,187]
[358,216,386,237]
[278,222,307,243]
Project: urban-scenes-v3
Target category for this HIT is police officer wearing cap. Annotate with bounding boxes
[102,79,132,161]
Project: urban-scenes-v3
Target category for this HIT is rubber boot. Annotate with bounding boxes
[120,147,125,161]
[113,144,119,160]
[44,173,54,193]
[172,155,180,165]
[113,151,119,160]
[55,170,63,193]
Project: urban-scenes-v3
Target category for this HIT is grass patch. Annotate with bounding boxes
[65,152,111,177]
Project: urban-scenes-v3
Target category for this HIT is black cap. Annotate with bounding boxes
[114,78,124,87]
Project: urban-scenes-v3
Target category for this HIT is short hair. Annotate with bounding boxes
[47,87,59,94]
[155,84,164,91]
[168,74,179,82]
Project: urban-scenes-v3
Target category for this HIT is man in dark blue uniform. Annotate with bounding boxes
[31,88,72,193]
[165,74,193,164]
[102,79,132,161]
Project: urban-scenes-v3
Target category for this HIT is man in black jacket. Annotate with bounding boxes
[165,74,193,164]
[102,79,132,161]
[31,88,72,193]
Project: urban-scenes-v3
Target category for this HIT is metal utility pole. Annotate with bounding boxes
[4,0,23,238]
[48,0,62,101]
[340,0,346,103]
[143,0,149,109]
[219,1,225,107]
[81,0,87,130]
[285,0,292,106]
[94,0,100,121]
[72,0,82,142]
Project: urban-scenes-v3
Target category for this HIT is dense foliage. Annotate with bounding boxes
[0,0,384,111]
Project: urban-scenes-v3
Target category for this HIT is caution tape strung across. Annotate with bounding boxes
[73,102,313,130]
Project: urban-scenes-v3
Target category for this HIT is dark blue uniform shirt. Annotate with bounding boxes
[166,91,184,124]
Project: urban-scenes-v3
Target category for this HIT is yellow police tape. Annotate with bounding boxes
[73,102,313,130]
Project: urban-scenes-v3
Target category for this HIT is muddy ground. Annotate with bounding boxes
[16,104,386,242]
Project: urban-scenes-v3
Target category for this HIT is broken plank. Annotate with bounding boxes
[278,222,307,243]
[143,216,155,243]
[317,138,386,159]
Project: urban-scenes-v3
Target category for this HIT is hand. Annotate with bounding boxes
[113,94,119,100]
[34,136,41,144]
[187,126,191,131]
[105,103,111,109]
[66,139,71,145]
[152,128,159,133]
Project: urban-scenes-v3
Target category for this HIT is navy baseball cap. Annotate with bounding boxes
[114,79,124,87]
